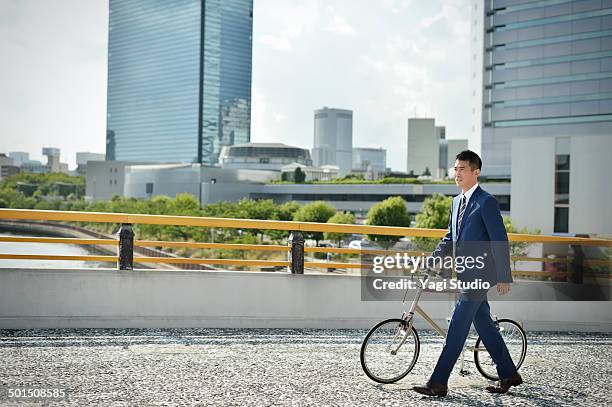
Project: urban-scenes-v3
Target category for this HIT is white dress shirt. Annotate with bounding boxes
[460,182,479,207]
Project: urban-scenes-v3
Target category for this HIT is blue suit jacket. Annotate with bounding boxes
[431,185,512,286]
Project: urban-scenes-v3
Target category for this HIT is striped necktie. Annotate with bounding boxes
[457,195,467,235]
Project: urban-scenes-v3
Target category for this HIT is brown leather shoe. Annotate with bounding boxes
[485,373,523,394]
[413,382,448,397]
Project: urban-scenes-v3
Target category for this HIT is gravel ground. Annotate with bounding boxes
[0,328,610,406]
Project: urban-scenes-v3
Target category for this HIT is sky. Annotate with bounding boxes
[0,0,472,171]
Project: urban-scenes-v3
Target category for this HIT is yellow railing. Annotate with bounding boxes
[0,208,610,276]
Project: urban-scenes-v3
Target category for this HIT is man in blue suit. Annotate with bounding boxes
[413,150,523,397]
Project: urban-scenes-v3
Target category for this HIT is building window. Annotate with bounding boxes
[554,153,570,233]
[146,183,153,194]
[554,207,569,234]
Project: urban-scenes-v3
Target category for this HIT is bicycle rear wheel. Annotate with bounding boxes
[473,318,527,381]
[360,318,420,384]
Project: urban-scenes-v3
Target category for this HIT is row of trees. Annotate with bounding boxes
[0,173,536,261]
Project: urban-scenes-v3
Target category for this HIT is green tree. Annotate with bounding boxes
[366,196,411,248]
[294,166,306,183]
[276,201,300,221]
[293,200,336,244]
[266,201,301,242]
[414,194,453,253]
[235,198,278,242]
[324,211,356,247]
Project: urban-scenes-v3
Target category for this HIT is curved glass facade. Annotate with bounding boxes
[106,0,252,165]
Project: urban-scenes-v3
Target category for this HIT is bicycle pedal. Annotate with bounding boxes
[459,370,471,376]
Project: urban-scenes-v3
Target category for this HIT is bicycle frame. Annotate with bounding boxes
[401,269,449,338]
[399,269,492,374]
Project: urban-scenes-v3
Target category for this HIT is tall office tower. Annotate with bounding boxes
[107,0,253,165]
[478,0,612,178]
[406,118,439,176]
[470,0,485,156]
[42,148,61,173]
[312,107,353,176]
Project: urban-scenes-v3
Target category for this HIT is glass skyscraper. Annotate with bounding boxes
[106,0,252,165]
[473,0,612,177]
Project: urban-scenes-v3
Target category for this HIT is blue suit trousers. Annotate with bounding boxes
[430,295,518,385]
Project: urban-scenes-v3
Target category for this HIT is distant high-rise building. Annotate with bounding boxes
[312,107,353,176]
[42,148,61,173]
[352,147,387,178]
[42,148,68,174]
[475,0,612,178]
[76,152,105,166]
[107,0,253,165]
[0,154,19,181]
[76,152,106,175]
[8,152,30,167]
[407,118,439,177]
[407,118,467,178]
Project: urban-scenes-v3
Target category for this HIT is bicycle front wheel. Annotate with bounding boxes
[360,318,420,384]
[474,318,527,381]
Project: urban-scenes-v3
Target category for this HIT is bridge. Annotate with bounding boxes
[0,208,611,406]
[0,208,609,332]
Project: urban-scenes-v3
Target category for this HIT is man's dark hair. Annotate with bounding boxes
[455,150,482,170]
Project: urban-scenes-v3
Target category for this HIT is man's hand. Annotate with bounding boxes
[497,283,511,295]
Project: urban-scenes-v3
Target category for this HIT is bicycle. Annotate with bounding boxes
[360,268,527,384]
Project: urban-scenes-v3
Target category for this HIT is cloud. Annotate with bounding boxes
[325,15,355,35]
[381,0,416,15]
[255,0,322,52]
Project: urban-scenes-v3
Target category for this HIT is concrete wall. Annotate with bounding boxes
[569,135,612,235]
[511,137,555,234]
[0,268,609,332]
[511,134,612,235]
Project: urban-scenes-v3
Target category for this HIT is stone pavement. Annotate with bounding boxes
[0,329,610,406]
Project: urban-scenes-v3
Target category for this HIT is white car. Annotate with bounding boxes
[348,240,362,250]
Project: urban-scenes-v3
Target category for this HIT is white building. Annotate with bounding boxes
[8,152,30,167]
[85,161,144,201]
[9,151,44,172]
[511,135,611,236]
[312,107,353,177]
[124,164,279,206]
[352,147,386,178]
[219,143,312,171]
[280,163,339,182]
[76,152,105,175]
